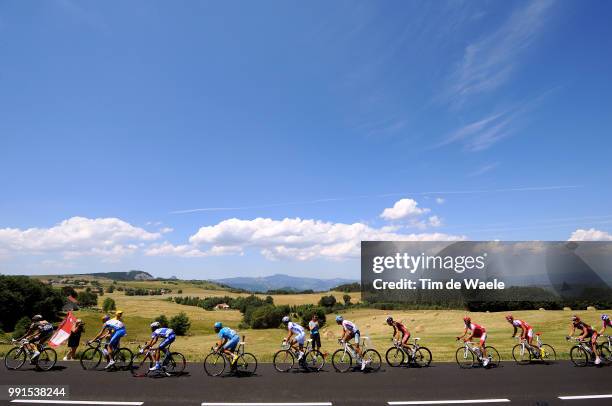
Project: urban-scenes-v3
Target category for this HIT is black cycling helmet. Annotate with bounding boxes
[386,316,394,324]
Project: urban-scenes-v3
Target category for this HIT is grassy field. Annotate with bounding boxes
[2,281,607,363]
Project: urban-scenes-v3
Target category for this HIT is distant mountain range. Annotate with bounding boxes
[213,273,357,292]
[89,270,154,281]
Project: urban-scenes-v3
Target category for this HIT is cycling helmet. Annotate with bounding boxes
[463,316,471,324]
[214,322,222,330]
[386,316,394,324]
[505,314,514,321]
[115,310,124,317]
[32,315,42,321]
[102,315,110,322]
[602,314,609,321]
[150,321,161,330]
[571,315,580,322]
[335,315,343,323]
[282,316,290,324]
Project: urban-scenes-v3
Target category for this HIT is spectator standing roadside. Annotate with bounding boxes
[64,319,84,360]
[308,315,321,351]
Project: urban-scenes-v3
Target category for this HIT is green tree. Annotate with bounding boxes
[169,312,191,336]
[343,294,352,306]
[77,291,98,307]
[318,295,337,308]
[12,316,32,339]
[102,297,116,312]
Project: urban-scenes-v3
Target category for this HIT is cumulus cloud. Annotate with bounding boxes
[380,199,430,221]
[0,216,161,260]
[435,197,445,204]
[147,217,464,261]
[428,215,442,227]
[568,228,612,241]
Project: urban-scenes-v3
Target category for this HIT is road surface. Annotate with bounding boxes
[1,361,610,406]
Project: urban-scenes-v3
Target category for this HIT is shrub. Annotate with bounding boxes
[106,285,115,294]
[102,297,116,313]
[318,295,337,308]
[12,316,32,339]
[77,291,98,307]
[343,294,352,305]
[169,312,191,336]
[155,314,169,328]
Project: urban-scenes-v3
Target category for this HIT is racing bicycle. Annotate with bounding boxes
[273,338,325,372]
[455,339,500,369]
[597,335,612,364]
[4,339,57,371]
[203,336,258,376]
[385,337,432,367]
[567,336,609,367]
[331,337,381,372]
[131,343,186,377]
[79,339,133,371]
[512,333,556,364]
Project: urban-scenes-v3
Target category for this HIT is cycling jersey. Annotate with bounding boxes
[151,327,175,339]
[574,321,594,335]
[603,319,612,330]
[30,321,53,334]
[287,322,305,335]
[393,321,409,335]
[218,327,238,341]
[342,320,358,333]
[104,318,125,332]
[467,322,486,337]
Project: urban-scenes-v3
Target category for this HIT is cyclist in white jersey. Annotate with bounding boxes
[282,316,306,361]
[336,315,368,370]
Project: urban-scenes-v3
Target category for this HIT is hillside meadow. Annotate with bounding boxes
[1,278,608,362]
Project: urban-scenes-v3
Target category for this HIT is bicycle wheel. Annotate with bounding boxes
[203,352,226,376]
[166,352,186,374]
[4,347,26,370]
[570,346,588,367]
[304,350,325,372]
[413,347,432,367]
[599,344,612,365]
[273,350,294,372]
[512,344,531,365]
[36,348,57,371]
[114,348,133,371]
[362,349,382,372]
[80,348,104,370]
[131,352,153,377]
[236,352,257,375]
[485,346,500,368]
[455,347,475,369]
[385,347,405,367]
[331,349,352,372]
[539,344,556,363]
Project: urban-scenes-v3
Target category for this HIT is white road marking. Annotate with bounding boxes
[10,401,143,405]
[202,403,333,406]
[559,394,612,400]
[389,400,510,405]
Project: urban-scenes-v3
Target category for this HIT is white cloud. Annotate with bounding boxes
[435,197,445,204]
[428,216,442,227]
[380,199,430,221]
[568,228,612,241]
[148,217,464,261]
[0,216,161,260]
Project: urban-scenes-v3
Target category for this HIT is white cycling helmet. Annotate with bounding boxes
[282,316,290,324]
[150,321,161,330]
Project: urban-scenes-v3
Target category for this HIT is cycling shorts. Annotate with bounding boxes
[526,328,534,339]
[109,328,126,349]
[294,333,305,345]
[158,334,175,350]
[401,331,411,345]
[479,332,487,346]
[223,335,240,351]
[348,330,361,344]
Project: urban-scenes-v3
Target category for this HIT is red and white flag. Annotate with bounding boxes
[49,311,77,348]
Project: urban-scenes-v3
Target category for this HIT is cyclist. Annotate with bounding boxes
[214,322,240,365]
[505,314,535,348]
[282,316,306,362]
[598,314,611,335]
[336,315,368,370]
[569,315,601,365]
[145,321,176,371]
[386,316,410,348]
[457,316,489,366]
[15,315,54,362]
[89,310,126,369]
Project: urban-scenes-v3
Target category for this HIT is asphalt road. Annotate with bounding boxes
[0,361,610,406]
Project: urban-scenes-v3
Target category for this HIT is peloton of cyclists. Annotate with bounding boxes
[15,315,54,363]
[144,321,176,371]
[457,316,489,366]
[336,315,369,370]
[88,310,127,369]
[282,316,306,363]
[213,322,240,365]
[386,316,410,348]
[569,314,601,365]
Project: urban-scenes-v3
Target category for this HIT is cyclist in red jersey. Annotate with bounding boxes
[457,316,489,366]
[569,315,601,365]
[505,314,534,347]
[386,316,410,347]
[598,314,611,335]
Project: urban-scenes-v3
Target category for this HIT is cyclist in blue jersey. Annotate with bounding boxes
[282,316,306,361]
[214,322,240,364]
[89,310,126,369]
[145,321,176,371]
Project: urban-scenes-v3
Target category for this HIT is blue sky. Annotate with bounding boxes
[1,0,611,279]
